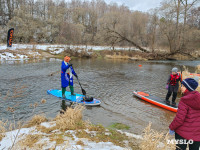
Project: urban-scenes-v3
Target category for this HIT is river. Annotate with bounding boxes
[0,58,199,134]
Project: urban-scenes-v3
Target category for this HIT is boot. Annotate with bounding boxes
[172,101,176,107]
[62,87,66,98]
[69,85,75,96]
[172,92,177,103]
[165,99,170,105]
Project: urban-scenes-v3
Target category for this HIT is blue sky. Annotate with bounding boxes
[105,0,163,12]
[64,0,164,12]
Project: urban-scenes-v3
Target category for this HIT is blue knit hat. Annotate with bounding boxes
[182,78,198,91]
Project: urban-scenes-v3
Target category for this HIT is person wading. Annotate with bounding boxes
[61,56,78,98]
[165,67,181,107]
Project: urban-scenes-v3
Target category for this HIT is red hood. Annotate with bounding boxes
[181,91,200,110]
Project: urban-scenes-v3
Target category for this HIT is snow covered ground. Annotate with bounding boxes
[0,44,141,52]
[0,121,139,150]
[0,44,43,60]
[0,52,29,60]
[0,44,149,61]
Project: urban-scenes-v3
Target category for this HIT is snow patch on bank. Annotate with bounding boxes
[0,52,28,60]
[0,127,35,149]
[0,44,143,52]
[0,43,150,61]
[0,122,134,150]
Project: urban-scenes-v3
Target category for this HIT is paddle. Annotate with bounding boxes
[180,66,183,86]
[76,76,87,96]
[70,64,86,96]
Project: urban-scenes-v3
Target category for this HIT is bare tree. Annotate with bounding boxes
[148,10,159,53]
[0,0,199,54]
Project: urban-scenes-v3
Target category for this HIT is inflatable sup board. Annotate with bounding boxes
[47,89,101,106]
[133,91,177,112]
[190,73,200,76]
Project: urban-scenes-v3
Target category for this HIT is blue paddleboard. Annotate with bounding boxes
[47,89,101,106]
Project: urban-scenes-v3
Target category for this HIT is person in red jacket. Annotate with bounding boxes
[165,67,181,107]
[169,78,200,150]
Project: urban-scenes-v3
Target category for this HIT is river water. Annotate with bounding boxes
[0,58,199,134]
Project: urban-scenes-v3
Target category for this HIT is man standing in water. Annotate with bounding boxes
[165,67,181,107]
[61,56,78,98]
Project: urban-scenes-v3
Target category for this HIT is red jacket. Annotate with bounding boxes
[169,91,200,141]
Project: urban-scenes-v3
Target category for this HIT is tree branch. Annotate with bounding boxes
[104,27,149,53]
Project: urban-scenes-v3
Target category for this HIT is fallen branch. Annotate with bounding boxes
[104,27,149,53]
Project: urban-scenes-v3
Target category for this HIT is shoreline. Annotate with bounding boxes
[0,105,174,150]
[0,105,142,150]
[0,44,199,61]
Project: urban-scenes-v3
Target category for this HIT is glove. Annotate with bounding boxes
[74,74,78,78]
[169,129,175,135]
[68,63,73,67]
[166,84,169,89]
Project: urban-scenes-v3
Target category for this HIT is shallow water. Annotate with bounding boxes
[0,58,199,134]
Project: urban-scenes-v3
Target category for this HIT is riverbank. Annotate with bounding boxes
[0,105,139,149]
[0,105,175,150]
[0,44,199,61]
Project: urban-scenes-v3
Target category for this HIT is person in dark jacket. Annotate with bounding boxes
[61,56,77,98]
[169,78,200,150]
[165,67,181,106]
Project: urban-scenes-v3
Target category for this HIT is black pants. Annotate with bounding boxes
[166,91,177,102]
[175,133,200,150]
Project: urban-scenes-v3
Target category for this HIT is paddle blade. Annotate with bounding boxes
[82,89,86,95]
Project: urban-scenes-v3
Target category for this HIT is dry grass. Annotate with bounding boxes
[18,134,42,148]
[54,104,86,131]
[36,125,56,134]
[75,128,131,148]
[24,114,47,128]
[1,103,141,149]
[196,65,200,72]
[65,132,74,140]
[88,124,105,132]
[49,133,65,145]
[0,48,42,60]
[139,123,176,150]
[181,65,200,92]
[0,120,7,141]
[75,130,92,139]
[76,140,85,146]
[99,50,149,60]
[52,104,136,148]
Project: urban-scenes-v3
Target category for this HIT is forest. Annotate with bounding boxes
[0,0,200,55]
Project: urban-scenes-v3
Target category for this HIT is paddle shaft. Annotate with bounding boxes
[70,64,86,95]
[180,66,183,86]
[77,77,86,95]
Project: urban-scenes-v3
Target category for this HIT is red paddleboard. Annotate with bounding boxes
[190,73,200,76]
[133,91,177,113]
